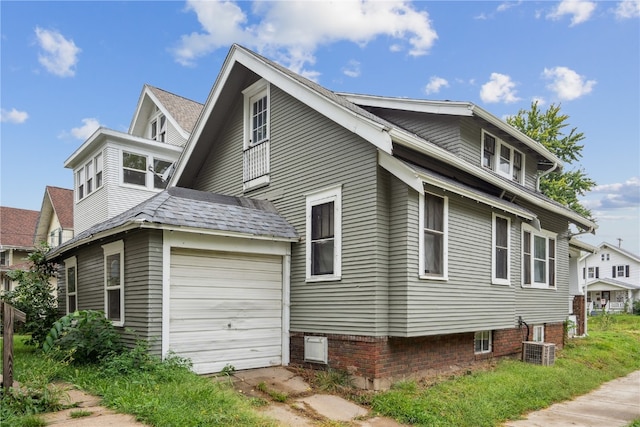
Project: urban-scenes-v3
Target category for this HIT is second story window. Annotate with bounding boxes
[76,152,104,201]
[482,130,525,185]
[243,79,270,191]
[123,152,147,186]
[153,158,172,189]
[151,113,167,142]
[492,214,510,285]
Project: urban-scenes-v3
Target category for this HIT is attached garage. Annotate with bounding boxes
[169,248,285,374]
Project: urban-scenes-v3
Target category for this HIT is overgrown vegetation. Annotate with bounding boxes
[2,244,58,347]
[2,314,639,427]
[370,314,640,426]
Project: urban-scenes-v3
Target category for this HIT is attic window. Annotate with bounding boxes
[242,79,270,191]
[482,130,525,185]
[151,113,166,142]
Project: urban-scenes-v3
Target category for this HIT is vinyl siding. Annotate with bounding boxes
[193,84,389,336]
[55,230,163,354]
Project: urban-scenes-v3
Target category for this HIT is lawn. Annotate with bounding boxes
[2,314,639,427]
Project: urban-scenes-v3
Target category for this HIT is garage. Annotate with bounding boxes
[169,247,285,374]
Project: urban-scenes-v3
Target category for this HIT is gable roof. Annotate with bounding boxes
[597,242,640,263]
[586,278,640,291]
[34,186,74,244]
[129,85,203,140]
[172,43,596,232]
[0,206,39,249]
[47,187,298,259]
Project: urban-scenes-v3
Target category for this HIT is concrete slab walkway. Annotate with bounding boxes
[503,370,640,427]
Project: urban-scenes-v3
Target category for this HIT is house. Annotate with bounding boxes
[0,206,40,291]
[65,85,203,234]
[568,238,598,336]
[49,44,597,389]
[34,186,75,248]
[580,242,640,313]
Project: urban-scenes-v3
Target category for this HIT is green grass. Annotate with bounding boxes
[371,314,640,426]
[2,314,639,427]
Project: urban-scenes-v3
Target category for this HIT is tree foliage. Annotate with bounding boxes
[3,243,59,347]
[507,101,596,219]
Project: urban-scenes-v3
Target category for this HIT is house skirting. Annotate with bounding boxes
[290,323,564,390]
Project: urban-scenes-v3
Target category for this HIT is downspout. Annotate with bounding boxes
[536,161,559,192]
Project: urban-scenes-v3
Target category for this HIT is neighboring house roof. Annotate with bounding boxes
[569,238,598,253]
[34,186,74,244]
[596,242,640,263]
[47,187,299,259]
[147,85,203,134]
[173,44,596,233]
[0,206,39,249]
[586,278,640,291]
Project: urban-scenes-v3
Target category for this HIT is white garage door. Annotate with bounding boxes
[169,248,283,374]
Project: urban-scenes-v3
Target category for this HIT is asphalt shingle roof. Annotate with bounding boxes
[0,206,40,248]
[147,86,203,134]
[46,186,74,229]
[49,187,298,258]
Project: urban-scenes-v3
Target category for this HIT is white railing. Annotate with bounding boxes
[243,140,270,184]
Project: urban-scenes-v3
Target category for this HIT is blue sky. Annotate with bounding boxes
[1,0,639,253]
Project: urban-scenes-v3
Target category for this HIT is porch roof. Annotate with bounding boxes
[586,278,640,291]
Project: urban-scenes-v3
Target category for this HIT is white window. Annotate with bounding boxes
[150,111,167,142]
[49,228,62,247]
[532,325,544,342]
[613,265,629,278]
[152,158,172,189]
[76,153,103,201]
[474,331,492,354]
[103,241,124,326]
[64,257,77,314]
[242,79,270,190]
[420,192,448,279]
[122,152,147,186]
[522,224,556,288]
[492,214,510,285]
[482,130,525,184]
[587,266,599,279]
[306,186,342,281]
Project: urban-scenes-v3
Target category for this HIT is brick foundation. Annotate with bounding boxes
[290,322,564,389]
[572,295,586,336]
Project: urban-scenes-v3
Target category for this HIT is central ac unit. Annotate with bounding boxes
[522,341,556,366]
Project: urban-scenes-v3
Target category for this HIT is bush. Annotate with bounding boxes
[2,244,58,347]
[43,310,122,364]
[633,300,640,315]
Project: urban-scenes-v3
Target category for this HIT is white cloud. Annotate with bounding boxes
[172,0,438,75]
[0,108,29,124]
[585,177,640,209]
[35,27,81,77]
[480,73,521,103]
[614,0,640,18]
[425,76,449,95]
[64,118,102,140]
[497,1,522,13]
[342,60,361,78]
[547,0,597,26]
[543,66,596,101]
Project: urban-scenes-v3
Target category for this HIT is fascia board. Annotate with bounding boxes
[128,85,149,134]
[378,151,535,220]
[65,129,182,169]
[389,128,596,231]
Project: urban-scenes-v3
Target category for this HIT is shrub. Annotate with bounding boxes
[633,300,640,315]
[2,244,58,347]
[43,310,122,364]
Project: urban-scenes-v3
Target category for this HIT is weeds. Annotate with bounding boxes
[69,410,92,418]
[256,381,288,402]
[313,368,353,392]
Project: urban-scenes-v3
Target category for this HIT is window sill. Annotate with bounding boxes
[243,175,270,192]
[492,279,511,286]
[419,274,448,281]
[521,284,557,290]
[306,275,342,283]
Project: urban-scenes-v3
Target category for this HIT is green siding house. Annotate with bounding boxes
[50,44,596,389]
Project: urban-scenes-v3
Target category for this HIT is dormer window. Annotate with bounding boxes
[151,112,166,142]
[482,130,525,184]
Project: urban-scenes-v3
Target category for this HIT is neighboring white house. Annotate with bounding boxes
[580,242,640,313]
[65,85,203,234]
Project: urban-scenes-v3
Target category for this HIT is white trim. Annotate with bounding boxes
[474,330,492,354]
[532,325,545,342]
[305,185,342,282]
[492,213,511,286]
[102,240,124,327]
[63,256,77,314]
[522,224,557,289]
[419,191,449,281]
[242,79,270,149]
[482,130,525,185]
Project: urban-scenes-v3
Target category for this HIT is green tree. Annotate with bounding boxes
[3,243,59,347]
[507,101,596,219]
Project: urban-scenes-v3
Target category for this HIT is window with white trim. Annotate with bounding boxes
[103,241,124,326]
[613,265,630,278]
[242,79,270,190]
[522,224,556,288]
[122,152,147,186]
[492,214,510,284]
[420,192,448,279]
[152,158,172,189]
[586,266,599,279]
[482,130,525,184]
[474,330,492,354]
[306,186,341,281]
[75,152,104,201]
[532,325,544,342]
[64,256,77,314]
[150,110,167,142]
